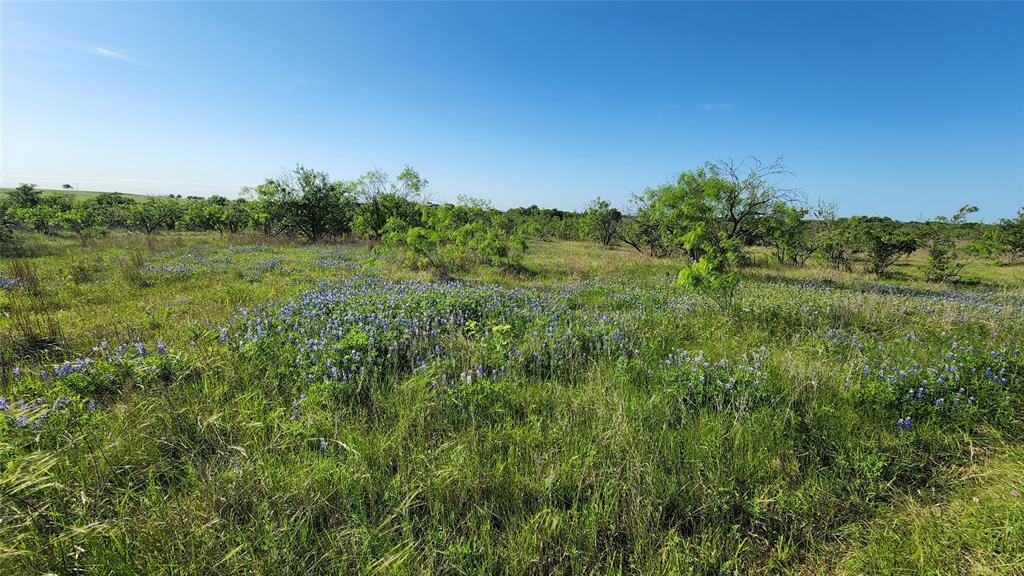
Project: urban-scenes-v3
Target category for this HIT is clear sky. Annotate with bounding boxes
[2,1,1022,220]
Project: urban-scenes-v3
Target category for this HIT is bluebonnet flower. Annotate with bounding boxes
[12,367,21,377]
[935,398,944,409]
[55,396,71,410]
[320,439,328,454]
[39,370,49,381]
[0,397,8,411]
[86,400,96,411]
[157,339,168,355]
[897,416,912,431]
[290,393,306,420]
[14,415,28,428]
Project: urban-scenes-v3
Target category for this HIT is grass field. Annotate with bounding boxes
[1,232,1022,574]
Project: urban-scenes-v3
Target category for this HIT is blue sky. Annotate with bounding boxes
[2,2,1022,220]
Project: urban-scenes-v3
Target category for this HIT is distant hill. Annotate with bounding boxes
[0,188,200,202]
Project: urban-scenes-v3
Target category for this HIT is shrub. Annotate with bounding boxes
[994,208,1024,263]
[922,205,978,282]
[53,199,109,245]
[582,197,622,246]
[762,201,812,265]
[813,204,859,270]
[383,197,527,278]
[248,166,357,243]
[676,225,741,311]
[8,260,43,295]
[69,257,104,284]
[117,252,151,287]
[0,203,23,257]
[858,219,918,276]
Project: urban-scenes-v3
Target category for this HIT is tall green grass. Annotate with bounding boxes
[0,232,1021,574]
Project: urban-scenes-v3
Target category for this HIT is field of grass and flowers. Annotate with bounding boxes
[1,232,1022,574]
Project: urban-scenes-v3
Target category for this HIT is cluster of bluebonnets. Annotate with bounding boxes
[853,339,1021,431]
[226,244,269,253]
[142,262,195,276]
[786,278,1024,321]
[655,348,771,412]
[228,276,636,400]
[142,250,267,278]
[254,257,283,274]
[3,256,1020,450]
[130,246,336,286]
[0,273,17,290]
[313,250,361,271]
[2,338,173,437]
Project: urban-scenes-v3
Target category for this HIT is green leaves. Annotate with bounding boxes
[256,165,357,242]
[582,197,622,246]
[382,198,527,278]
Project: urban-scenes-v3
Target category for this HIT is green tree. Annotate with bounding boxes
[8,183,42,209]
[125,199,178,234]
[812,202,859,270]
[219,200,251,234]
[0,198,19,256]
[667,159,795,308]
[253,165,357,242]
[93,193,137,228]
[53,199,108,245]
[352,167,426,240]
[383,196,526,279]
[180,197,227,231]
[922,204,978,282]
[858,218,918,276]
[12,194,71,235]
[582,197,622,246]
[762,201,811,265]
[994,208,1024,263]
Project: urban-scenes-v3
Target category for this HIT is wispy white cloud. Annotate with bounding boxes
[702,102,737,111]
[89,45,133,62]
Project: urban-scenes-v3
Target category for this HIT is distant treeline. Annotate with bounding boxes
[2,163,1022,282]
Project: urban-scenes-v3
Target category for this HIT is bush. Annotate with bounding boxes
[69,257,104,284]
[994,208,1024,263]
[383,197,527,278]
[9,260,43,295]
[582,197,622,246]
[248,166,356,243]
[0,202,23,257]
[676,225,740,311]
[117,252,151,287]
[922,205,978,282]
[858,218,918,276]
[762,201,812,265]
[813,204,860,271]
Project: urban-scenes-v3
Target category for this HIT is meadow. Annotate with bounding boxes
[1,232,1022,574]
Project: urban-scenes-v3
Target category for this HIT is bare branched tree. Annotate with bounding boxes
[712,157,801,242]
